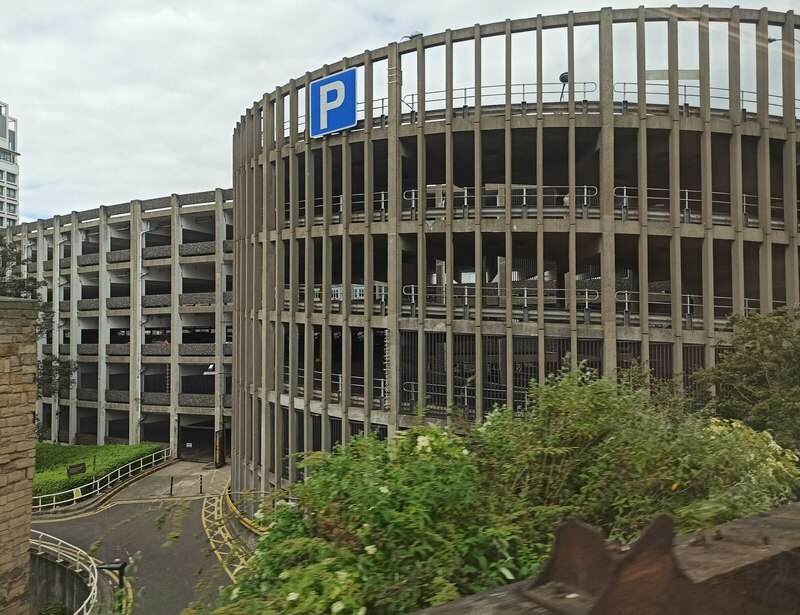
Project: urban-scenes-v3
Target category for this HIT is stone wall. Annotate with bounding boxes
[0,298,38,615]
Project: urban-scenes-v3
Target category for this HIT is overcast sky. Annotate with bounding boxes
[3,0,798,221]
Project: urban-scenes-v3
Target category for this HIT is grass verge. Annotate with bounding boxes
[35,442,162,498]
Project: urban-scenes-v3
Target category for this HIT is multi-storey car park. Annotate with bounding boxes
[0,100,20,228]
[232,6,800,496]
[2,189,234,462]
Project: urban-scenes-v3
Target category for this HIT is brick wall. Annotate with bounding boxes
[0,298,38,615]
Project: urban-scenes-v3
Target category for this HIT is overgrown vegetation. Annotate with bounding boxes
[34,442,162,497]
[695,306,800,451]
[203,368,799,615]
[0,241,76,399]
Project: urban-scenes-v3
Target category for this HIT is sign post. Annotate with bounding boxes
[309,68,358,139]
[67,462,86,478]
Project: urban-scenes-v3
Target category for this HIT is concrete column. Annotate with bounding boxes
[535,18,545,381]
[262,93,275,493]
[129,200,143,444]
[727,9,746,317]
[302,146,315,454]
[598,8,617,374]
[444,30,455,415]
[168,196,180,456]
[782,12,799,307]
[667,14,684,383]
[472,25,485,417]
[320,135,332,452]
[67,212,79,442]
[699,8,716,368]
[96,207,108,444]
[636,7,650,373]
[36,220,51,442]
[756,9,772,312]
[504,19,515,406]
[51,216,61,439]
[214,189,225,435]
[341,122,352,432]
[386,42,402,427]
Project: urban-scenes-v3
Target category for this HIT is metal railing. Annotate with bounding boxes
[289,190,389,227]
[30,530,99,615]
[282,97,390,138]
[33,448,171,511]
[288,369,387,407]
[401,184,598,220]
[613,82,800,117]
[613,186,789,228]
[402,81,598,112]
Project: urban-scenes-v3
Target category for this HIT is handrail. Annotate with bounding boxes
[613,81,800,115]
[402,81,599,110]
[402,184,599,208]
[33,448,171,512]
[30,530,99,615]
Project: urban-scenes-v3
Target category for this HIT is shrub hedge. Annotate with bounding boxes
[34,442,162,498]
[210,369,800,615]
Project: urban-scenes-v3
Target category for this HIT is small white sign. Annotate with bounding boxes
[186,442,193,448]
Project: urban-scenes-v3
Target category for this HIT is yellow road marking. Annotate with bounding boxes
[200,482,251,583]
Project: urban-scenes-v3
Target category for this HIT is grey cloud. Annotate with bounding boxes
[3,0,798,221]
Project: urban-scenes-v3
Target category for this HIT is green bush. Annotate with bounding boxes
[212,370,799,615]
[34,443,162,499]
[38,603,67,615]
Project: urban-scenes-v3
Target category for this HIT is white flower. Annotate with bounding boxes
[331,602,345,614]
[268,521,276,530]
[287,592,299,602]
[356,608,367,615]
[462,448,469,455]
[378,485,390,494]
[365,544,377,555]
[335,570,348,582]
[415,435,431,452]
[230,587,240,601]
[254,510,265,521]
[278,570,291,580]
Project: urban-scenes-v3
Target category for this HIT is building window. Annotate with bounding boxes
[7,204,16,214]
[0,170,4,180]
[6,173,15,184]
[0,201,4,212]
[6,188,16,199]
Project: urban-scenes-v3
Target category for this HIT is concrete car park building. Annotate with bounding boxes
[3,189,234,462]
[0,100,20,228]
[232,6,800,495]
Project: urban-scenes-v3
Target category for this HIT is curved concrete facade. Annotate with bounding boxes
[232,7,800,494]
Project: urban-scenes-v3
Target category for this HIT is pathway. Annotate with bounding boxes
[33,461,240,615]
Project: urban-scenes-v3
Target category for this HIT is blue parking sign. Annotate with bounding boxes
[309,68,357,138]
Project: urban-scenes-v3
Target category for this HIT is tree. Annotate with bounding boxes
[0,241,76,400]
[204,369,799,615]
[694,307,800,451]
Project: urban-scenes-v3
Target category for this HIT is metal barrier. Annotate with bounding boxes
[30,530,99,615]
[402,81,598,112]
[613,185,790,229]
[33,448,171,512]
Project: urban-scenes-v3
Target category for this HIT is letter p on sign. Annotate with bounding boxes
[310,68,357,138]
